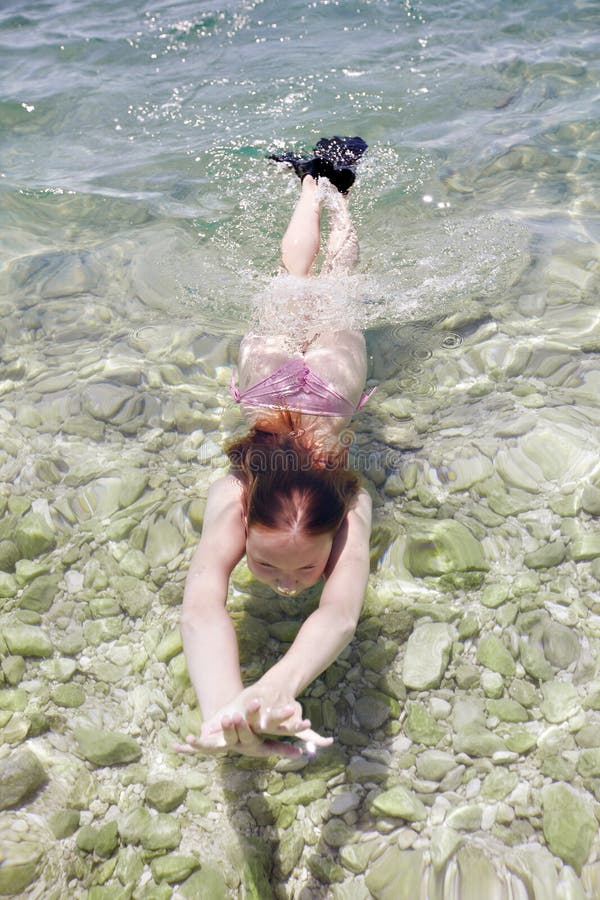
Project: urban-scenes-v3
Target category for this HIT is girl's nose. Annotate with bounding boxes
[276,575,298,594]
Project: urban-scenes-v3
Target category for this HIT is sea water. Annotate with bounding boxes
[1,1,600,897]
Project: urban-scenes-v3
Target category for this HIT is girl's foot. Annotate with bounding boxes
[268,135,368,195]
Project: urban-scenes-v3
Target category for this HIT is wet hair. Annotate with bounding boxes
[226,410,361,536]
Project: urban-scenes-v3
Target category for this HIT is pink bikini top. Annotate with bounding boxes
[230,357,375,417]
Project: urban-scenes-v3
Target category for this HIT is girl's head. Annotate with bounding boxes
[227,420,360,596]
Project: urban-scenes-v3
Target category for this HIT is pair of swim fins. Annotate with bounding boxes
[268,135,368,194]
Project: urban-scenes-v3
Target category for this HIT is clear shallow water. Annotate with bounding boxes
[1,1,600,898]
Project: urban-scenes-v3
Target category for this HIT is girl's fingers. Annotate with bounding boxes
[295,727,334,747]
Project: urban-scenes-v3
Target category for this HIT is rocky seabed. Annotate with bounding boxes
[1,235,600,898]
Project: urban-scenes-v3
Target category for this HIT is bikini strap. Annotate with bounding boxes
[356,385,377,410]
[230,368,241,402]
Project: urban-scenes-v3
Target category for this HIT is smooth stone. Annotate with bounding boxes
[482,768,518,800]
[415,750,456,782]
[540,682,580,723]
[276,829,304,876]
[524,542,566,569]
[486,699,529,723]
[0,688,27,711]
[404,519,488,576]
[581,483,600,515]
[445,804,483,831]
[542,783,596,873]
[119,549,150,579]
[52,684,85,707]
[277,779,327,806]
[454,727,505,758]
[145,519,183,567]
[365,847,425,899]
[1,656,25,686]
[405,703,445,746]
[339,839,380,875]
[14,512,56,559]
[155,629,183,664]
[74,726,142,766]
[145,780,187,813]
[456,845,505,898]
[481,671,504,699]
[178,866,229,899]
[430,826,463,870]
[370,786,427,822]
[481,582,510,609]
[354,692,396,730]
[48,808,80,839]
[140,813,182,852]
[569,534,600,561]
[505,729,538,754]
[575,724,600,748]
[402,623,455,690]
[0,572,17,597]
[347,757,389,782]
[0,841,43,894]
[519,639,553,681]
[112,576,153,618]
[4,625,52,658]
[322,818,355,849]
[0,539,19,572]
[477,634,516,676]
[509,679,539,708]
[577,748,600,778]
[542,622,580,668]
[118,807,152,844]
[150,854,200,884]
[0,748,48,810]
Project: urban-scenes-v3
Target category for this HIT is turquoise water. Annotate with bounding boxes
[1,1,600,898]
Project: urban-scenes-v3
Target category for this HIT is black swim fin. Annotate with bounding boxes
[267,135,368,194]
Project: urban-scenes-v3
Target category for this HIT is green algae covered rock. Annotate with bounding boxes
[370,785,427,821]
[179,865,229,899]
[0,747,48,810]
[74,726,142,766]
[150,854,200,884]
[366,847,425,899]
[542,783,596,873]
[476,634,516,677]
[141,814,182,852]
[14,512,56,559]
[402,622,455,690]
[277,779,327,806]
[404,520,488,576]
[4,625,52,658]
[0,840,43,895]
[540,682,580,723]
[146,779,187,812]
[405,702,445,746]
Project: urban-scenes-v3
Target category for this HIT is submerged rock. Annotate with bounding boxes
[477,633,516,677]
[74,726,142,766]
[402,622,455,690]
[0,747,48,810]
[542,783,596,873]
[370,786,427,821]
[403,519,488,576]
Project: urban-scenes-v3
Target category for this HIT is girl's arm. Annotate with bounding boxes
[177,476,329,757]
[179,476,246,717]
[248,490,372,716]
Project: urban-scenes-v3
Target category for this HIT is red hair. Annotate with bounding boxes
[226,411,360,536]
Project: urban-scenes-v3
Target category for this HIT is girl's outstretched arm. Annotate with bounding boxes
[247,489,372,727]
[178,476,247,719]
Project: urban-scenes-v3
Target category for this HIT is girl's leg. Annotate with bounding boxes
[280,176,321,276]
[319,181,359,276]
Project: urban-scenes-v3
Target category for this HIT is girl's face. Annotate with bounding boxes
[245,525,334,597]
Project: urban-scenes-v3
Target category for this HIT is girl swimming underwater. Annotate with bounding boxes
[175,136,374,759]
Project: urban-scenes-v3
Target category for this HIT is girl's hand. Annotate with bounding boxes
[172,713,303,759]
